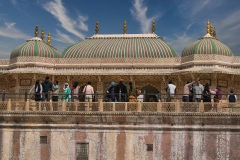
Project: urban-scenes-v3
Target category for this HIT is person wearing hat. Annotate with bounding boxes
[115,78,127,102]
[62,83,71,102]
[107,82,117,102]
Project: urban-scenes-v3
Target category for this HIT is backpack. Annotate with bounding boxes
[229,95,236,102]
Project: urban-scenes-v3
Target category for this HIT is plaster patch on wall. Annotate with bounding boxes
[50,130,72,160]
[193,131,206,159]
[2,130,13,160]
[152,130,164,159]
[170,131,186,159]
[216,131,230,159]
[124,130,148,160]
[20,130,40,160]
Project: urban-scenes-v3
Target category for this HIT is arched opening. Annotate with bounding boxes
[140,85,160,102]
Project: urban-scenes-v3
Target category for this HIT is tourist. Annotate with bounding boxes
[182,81,195,102]
[115,79,127,102]
[62,83,71,102]
[72,82,80,102]
[52,80,59,102]
[194,79,204,102]
[136,89,144,102]
[29,80,43,101]
[189,85,194,102]
[82,81,94,107]
[202,83,211,102]
[41,76,53,101]
[128,81,137,102]
[227,89,237,102]
[214,87,223,102]
[165,80,176,102]
[107,82,117,102]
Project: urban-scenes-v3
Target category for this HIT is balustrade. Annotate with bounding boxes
[1,99,240,113]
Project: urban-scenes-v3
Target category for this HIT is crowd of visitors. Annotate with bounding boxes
[28,76,237,104]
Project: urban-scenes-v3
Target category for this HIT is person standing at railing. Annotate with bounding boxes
[52,80,59,102]
[202,83,211,102]
[29,80,43,101]
[115,79,127,102]
[182,81,195,102]
[194,78,204,102]
[127,81,137,102]
[62,83,71,102]
[189,85,194,102]
[165,80,176,102]
[82,82,94,110]
[71,82,80,102]
[41,76,53,101]
[107,82,117,102]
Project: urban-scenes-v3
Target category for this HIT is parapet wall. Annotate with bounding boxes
[0,112,240,159]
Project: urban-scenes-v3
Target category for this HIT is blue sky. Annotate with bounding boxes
[0,0,240,59]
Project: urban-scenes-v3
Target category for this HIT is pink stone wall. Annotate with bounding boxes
[0,113,240,159]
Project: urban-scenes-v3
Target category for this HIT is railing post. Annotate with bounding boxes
[7,99,11,111]
[157,100,162,112]
[175,100,180,113]
[50,100,53,111]
[137,101,141,112]
[25,99,30,111]
[217,101,222,113]
[2,90,5,101]
[113,102,115,112]
[24,91,27,102]
[99,99,103,112]
[62,101,66,111]
[75,102,78,111]
[125,102,127,111]
[86,102,89,111]
[39,101,42,111]
[199,100,204,113]
[119,89,121,102]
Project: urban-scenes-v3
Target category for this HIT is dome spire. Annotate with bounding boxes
[47,32,51,45]
[123,20,127,34]
[206,20,210,34]
[212,27,217,38]
[35,23,39,37]
[95,21,99,34]
[210,24,213,36]
[152,19,155,33]
[41,27,44,41]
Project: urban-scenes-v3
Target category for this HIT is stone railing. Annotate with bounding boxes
[0,99,239,113]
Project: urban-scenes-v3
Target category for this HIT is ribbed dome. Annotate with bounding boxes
[10,37,61,59]
[182,35,233,57]
[62,34,178,58]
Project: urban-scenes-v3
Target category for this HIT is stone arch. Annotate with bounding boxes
[139,84,160,102]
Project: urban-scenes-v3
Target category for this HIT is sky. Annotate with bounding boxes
[0,0,240,59]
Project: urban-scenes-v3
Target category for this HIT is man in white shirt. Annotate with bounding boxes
[83,81,94,110]
[165,80,176,102]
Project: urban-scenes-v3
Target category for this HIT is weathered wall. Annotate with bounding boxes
[1,113,240,159]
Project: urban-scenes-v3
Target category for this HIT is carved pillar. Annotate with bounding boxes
[97,76,103,100]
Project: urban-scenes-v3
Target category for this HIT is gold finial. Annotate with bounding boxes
[210,24,213,36]
[95,21,99,34]
[41,27,44,40]
[35,23,39,37]
[123,20,127,34]
[152,19,155,33]
[206,20,210,34]
[47,32,51,45]
[212,27,216,38]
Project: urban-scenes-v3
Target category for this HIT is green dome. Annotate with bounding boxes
[10,37,61,59]
[62,34,179,58]
[182,36,233,57]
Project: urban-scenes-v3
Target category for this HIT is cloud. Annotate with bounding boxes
[0,22,30,39]
[164,33,195,56]
[42,0,88,40]
[130,0,160,33]
[52,30,77,44]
